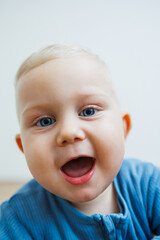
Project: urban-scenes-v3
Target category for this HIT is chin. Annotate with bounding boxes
[70,188,100,203]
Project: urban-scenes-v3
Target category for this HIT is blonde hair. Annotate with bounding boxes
[15,43,105,86]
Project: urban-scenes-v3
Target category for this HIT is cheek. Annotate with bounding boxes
[91,118,125,166]
[22,133,54,175]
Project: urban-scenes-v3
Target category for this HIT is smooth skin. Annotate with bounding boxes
[15,56,131,215]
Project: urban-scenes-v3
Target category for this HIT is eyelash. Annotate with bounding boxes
[35,107,100,127]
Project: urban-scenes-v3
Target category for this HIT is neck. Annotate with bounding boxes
[71,183,119,216]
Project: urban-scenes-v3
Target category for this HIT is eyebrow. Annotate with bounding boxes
[21,91,110,118]
[21,104,53,118]
[76,87,108,97]
[75,90,111,102]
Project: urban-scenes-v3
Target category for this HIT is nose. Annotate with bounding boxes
[56,121,86,147]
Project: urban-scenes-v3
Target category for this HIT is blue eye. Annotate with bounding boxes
[79,108,98,117]
[37,117,55,127]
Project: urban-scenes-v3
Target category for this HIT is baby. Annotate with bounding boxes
[0,44,160,239]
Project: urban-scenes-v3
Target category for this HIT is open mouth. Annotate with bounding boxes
[60,156,96,185]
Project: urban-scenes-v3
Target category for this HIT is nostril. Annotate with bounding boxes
[75,137,81,142]
[62,140,67,145]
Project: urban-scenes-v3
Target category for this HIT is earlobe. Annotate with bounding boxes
[15,134,24,153]
[122,112,132,139]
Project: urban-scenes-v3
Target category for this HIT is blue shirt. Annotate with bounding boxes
[1,159,160,239]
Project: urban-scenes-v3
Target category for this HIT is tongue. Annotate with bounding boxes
[61,157,93,178]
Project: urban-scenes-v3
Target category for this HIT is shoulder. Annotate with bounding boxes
[0,179,64,237]
[115,158,160,208]
[6,179,45,205]
[115,159,160,236]
[0,180,62,239]
[0,179,54,220]
[118,158,160,182]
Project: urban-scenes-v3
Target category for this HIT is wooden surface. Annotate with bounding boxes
[0,182,25,203]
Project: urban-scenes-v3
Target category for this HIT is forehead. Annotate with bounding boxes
[16,56,116,117]
[17,56,112,93]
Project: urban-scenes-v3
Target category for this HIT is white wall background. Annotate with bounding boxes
[0,0,160,181]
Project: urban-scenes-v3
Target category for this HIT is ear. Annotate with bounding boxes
[15,134,24,153]
[122,112,132,139]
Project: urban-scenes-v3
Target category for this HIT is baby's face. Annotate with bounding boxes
[16,56,130,203]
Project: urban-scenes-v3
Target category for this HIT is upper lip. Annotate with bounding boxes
[60,155,95,168]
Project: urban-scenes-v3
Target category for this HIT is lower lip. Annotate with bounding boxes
[60,161,96,185]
